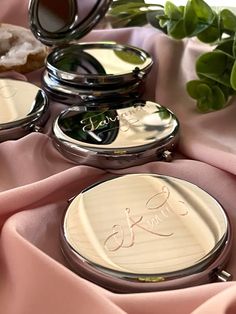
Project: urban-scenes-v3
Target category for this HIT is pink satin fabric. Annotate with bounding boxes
[1,1,236,313]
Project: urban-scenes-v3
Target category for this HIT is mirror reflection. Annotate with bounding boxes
[60,109,119,144]
[37,0,76,32]
[52,45,150,75]
[58,102,178,148]
[0,79,42,124]
[54,50,106,74]
[34,0,100,33]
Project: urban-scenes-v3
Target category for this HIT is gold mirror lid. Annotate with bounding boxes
[61,174,232,292]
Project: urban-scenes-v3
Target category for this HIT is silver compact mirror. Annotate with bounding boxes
[28,0,153,107]
[42,43,153,105]
[61,174,232,293]
[0,79,49,141]
[52,101,179,169]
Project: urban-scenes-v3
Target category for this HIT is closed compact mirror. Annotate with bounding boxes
[61,174,232,293]
[0,79,48,141]
[52,101,179,168]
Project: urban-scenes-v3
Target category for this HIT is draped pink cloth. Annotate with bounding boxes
[1,1,236,313]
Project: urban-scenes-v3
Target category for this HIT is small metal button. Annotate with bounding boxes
[162,150,173,162]
[216,270,232,282]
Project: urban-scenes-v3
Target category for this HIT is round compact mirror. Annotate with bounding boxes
[52,101,179,169]
[43,42,153,106]
[28,0,153,107]
[0,79,49,141]
[61,174,232,293]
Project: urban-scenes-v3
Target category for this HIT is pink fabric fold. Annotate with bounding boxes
[1,1,236,314]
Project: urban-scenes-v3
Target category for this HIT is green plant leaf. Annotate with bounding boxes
[165,1,183,19]
[124,13,148,27]
[196,83,212,98]
[215,39,234,57]
[221,9,236,32]
[184,0,198,36]
[197,98,211,112]
[230,59,236,90]
[111,0,145,8]
[196,51,233,87]
[147,10,166,30]
[219,84,232,99]
[179,6,185,14]
[195,83,213,112]
[191,0,214,22]
[196,51,228,75]
[109,0,164,28]
[187,80,228,111]
[233,34,236,58]
[211,86,226,110]
[197,14,220,43]
[159,15,169,28]
[168,19,186,39]
[110,12,148,28]
[114,50,145,65]
[110,2,146,15]
[186,80,206,99]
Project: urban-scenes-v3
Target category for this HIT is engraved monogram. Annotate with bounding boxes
[0,85,17,98]
[104,186,188,252]
[80,105,147,133]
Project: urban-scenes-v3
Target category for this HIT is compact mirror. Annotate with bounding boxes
[61,174,232,293]
[0,79,49,141]
[29,0,153,108]
[52,101,179,169]
[43,42,153,106]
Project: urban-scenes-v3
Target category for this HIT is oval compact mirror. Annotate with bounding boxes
[0,79,49,141]
[52,101,179,169]
[61,174,232,293]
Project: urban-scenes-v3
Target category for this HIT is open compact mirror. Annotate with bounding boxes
[0,79,48,141]
[29,0,153,106]
[61,174,232,293]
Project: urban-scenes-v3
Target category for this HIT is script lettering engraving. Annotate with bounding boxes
[104,186,189,252]
[80,106,145,133]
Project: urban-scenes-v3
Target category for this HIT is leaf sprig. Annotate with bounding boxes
[109,0,236,112]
